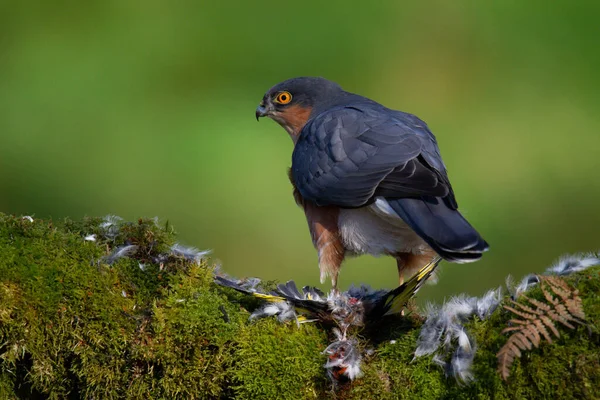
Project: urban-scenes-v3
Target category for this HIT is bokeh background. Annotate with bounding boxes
[2,1,599,303]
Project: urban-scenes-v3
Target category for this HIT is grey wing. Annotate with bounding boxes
[291,105,454,208]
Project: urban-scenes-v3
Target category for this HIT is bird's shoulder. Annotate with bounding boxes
[298,99,437,148]
[294,99,444,171]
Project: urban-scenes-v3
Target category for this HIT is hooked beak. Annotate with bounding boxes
[255,102,272,121]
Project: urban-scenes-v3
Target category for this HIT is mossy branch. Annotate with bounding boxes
[0,214,598,399]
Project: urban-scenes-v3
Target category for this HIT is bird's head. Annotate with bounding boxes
[256,77,345,141]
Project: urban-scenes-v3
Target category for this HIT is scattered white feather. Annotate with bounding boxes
[250,301,298,323]
[432,354,446,368]
[22,216,34,222]
[84,234,97,242]
[323,337,363,380]
[256,304,282,318]
[170,243,211,264]
[238,277,262,292]
[514,274,540,299]
[508,252,599,299]
[138,263,146,271]
[475,287,503,319]
[444,295,476,318]
[344,362,363,381]
[456,328,472,352]
[100,215,122,240]
[415,288,502,382]
[105,245,138,265]
[545,252,600,275]
[449,342,476,383]
[413,304,446,357]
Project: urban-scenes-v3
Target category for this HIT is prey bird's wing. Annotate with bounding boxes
[215,276,329,319]
[369,256,442,319]
[274,281,330,316]
[292,104,456,209]
[214,275,285,302]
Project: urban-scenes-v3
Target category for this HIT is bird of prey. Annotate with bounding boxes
[256,77,488,288]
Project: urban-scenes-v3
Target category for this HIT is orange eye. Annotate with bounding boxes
[275,91,292,104]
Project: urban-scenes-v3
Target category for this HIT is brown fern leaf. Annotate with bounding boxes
[532,318,553,343]
[543,276,572,301]
[497,341,521,381]
[497,276,586,380]
[543,276,586,321]
[541,282,559,305]
[565,297,585,320]
[522,324,541,347]
[542,276,586,326]
[540,314,561,338]
[505,319,529,327]
[548,305,576,329]
[510,298,545,315]
[503,304,537,320]
[524,296,552,313]
[513,332,533,350]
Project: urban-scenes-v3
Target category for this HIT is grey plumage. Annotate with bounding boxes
[292,105,451,207]
[414,289,502,383]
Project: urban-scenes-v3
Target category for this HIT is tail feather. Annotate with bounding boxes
[387,196,489,263]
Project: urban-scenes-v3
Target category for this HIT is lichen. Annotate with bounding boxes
[0,213,598,399]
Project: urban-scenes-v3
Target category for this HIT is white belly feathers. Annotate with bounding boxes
[338,197,429,257]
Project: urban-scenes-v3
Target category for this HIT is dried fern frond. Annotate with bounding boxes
[497,276,586,380]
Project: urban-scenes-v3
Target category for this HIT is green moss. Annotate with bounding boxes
[231,320,328,400]
[0,213,598,399]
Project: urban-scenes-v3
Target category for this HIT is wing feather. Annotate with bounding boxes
[292,104,452,208]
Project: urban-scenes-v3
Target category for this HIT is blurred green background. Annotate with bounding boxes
[1,1,599,303]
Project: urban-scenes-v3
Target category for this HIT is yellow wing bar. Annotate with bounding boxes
[384,256,442,316]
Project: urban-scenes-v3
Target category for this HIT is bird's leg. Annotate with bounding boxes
[396,258,405,286]
[315,232,344,289]
[318,238,344,290]
[302,201,345,291]
[395,256,407,316]
[329,269,340,292]
[395,254,413,286]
